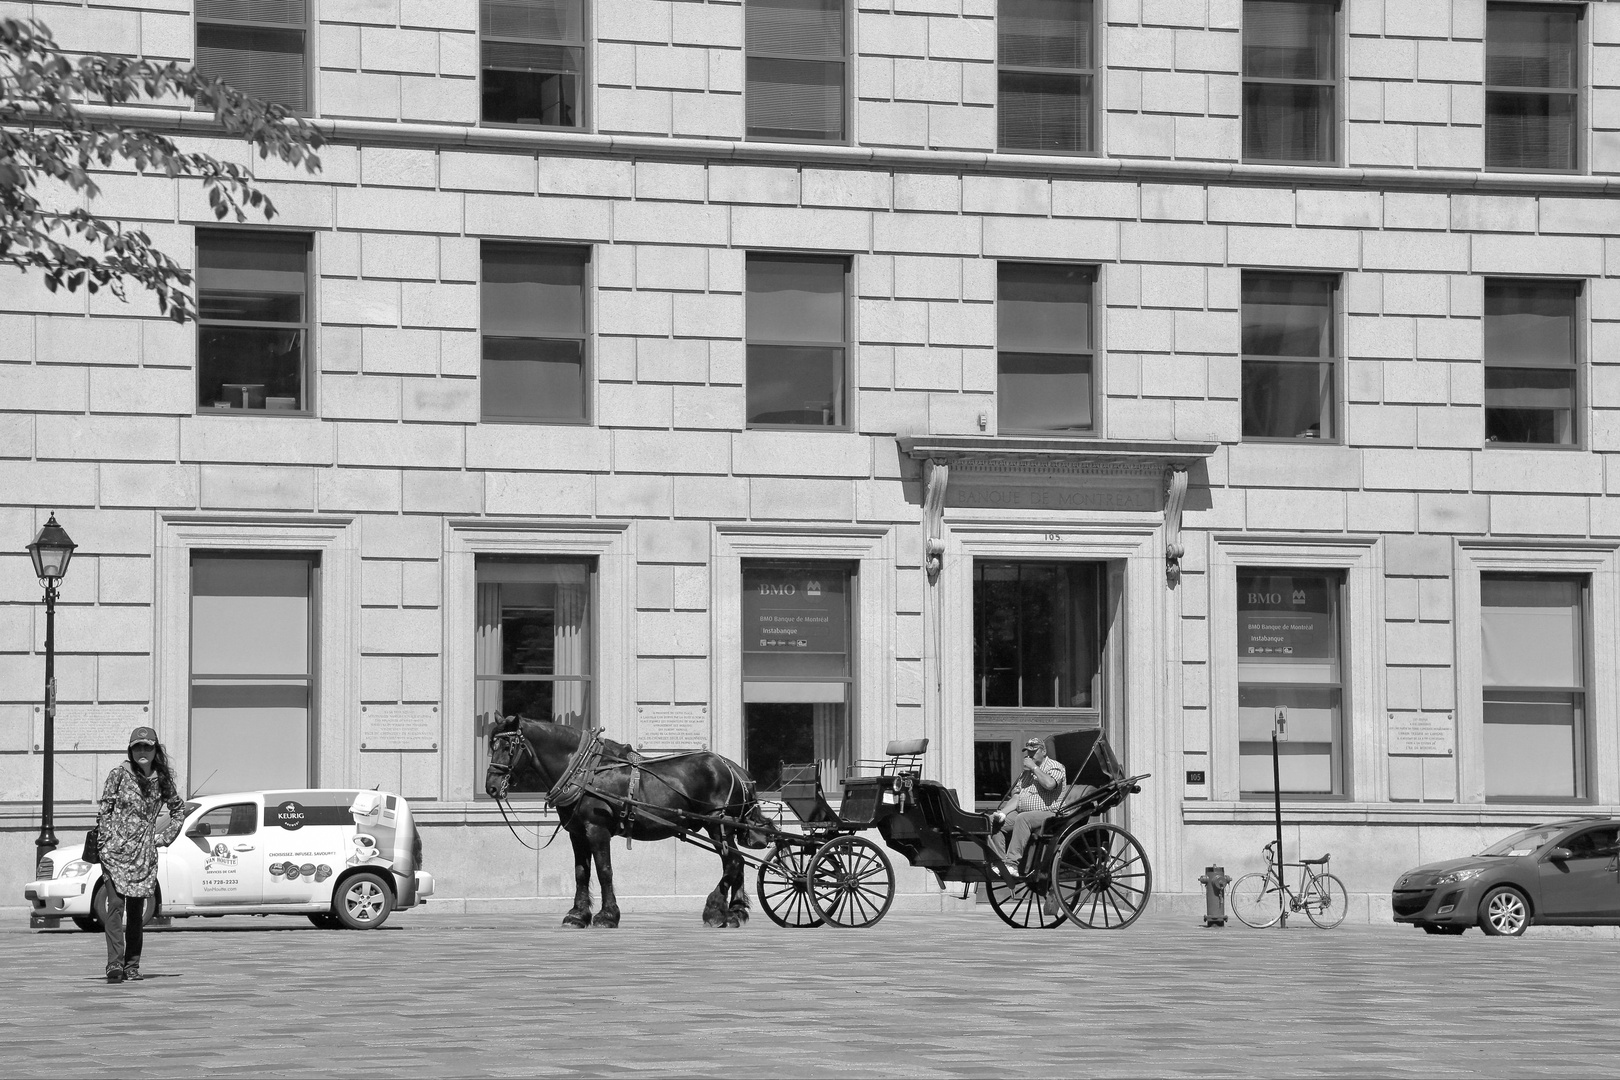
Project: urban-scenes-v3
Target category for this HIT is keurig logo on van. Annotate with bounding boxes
[273,800,307,830]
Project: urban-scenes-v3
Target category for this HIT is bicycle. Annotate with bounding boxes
[1230,841,1349,929]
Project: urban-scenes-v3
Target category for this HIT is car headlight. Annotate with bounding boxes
[1434,867,1487,886]
[57,860,93,879]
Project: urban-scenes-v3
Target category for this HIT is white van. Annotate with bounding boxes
[25,789,433,931]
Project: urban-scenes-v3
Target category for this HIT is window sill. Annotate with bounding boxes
[481,416,593,426]
[1483,441,1583,451]
[1239,437,1342,446]
[194,409,314,418]
[1184,801,1613,826]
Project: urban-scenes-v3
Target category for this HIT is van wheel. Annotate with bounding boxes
[308,913,344,929]
[334,872,393,930]
[92,883,161,929]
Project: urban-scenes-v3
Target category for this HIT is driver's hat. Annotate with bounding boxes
[128,725,158,747]
[1024,737,1045,751]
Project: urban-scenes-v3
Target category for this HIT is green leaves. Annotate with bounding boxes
[0,16,324,321]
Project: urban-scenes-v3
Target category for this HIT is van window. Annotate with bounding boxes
[193,803,257,837]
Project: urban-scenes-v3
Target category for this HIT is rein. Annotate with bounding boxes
[487,727,566,851]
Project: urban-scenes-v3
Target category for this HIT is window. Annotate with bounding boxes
[1486,3,1580,171]
[190,554,316,794]
[481,243,589,423]
[972,561,1106,804]
[481,0,584,127]
[1485,279,1580,445]
[1241,272,1336,441]
[197,231,310,414]
[1242,0,1337,163]
[746,0,846,142]
[1481,575,1587,800]
[998,0,1095,153]
[1236,569,1344,796]
[742,562,854,794]
[475,559,594,794]
[746,254,847,427]
[195,0,309,112]
[997,263,1095,433]
[192,803,258,837]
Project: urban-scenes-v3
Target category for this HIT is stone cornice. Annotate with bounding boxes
[72,104,1620,197]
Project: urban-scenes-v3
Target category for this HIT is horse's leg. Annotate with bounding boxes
[589,824,620,928]
[701,824,735,927]
[723,827,751,928]
[562,827,593,929]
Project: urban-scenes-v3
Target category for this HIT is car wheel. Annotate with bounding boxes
[1421,923,1466,935]
[308,913,344,930]
[333,871,394,930]
[1478,886,1530,937]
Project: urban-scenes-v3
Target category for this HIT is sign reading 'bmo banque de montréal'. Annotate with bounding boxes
[742,568,847,655]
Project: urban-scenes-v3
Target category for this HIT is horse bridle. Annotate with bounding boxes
[486,729,533,800]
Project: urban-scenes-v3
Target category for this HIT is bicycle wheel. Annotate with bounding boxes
[1304,872,1349,929]
[1229,872,1285,928]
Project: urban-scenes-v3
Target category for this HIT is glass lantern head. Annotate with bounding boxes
[27,514,75,582]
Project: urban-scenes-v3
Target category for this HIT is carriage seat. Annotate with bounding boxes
[913,780,992,837]
[885,738,929,757]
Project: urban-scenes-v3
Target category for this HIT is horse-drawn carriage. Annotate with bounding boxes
[486,717,1152,930]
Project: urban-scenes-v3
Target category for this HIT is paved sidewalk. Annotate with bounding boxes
[3,907,1617,1077]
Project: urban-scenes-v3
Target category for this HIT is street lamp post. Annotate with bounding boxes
[27,513,76,878]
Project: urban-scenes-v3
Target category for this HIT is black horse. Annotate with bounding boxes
[484,715,768,928]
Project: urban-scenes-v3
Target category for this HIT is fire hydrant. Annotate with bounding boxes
[1198,865,1231,927]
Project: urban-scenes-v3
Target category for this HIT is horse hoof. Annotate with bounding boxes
[561,914,590,929]
[724,915,742,928]
[591,912,620,928]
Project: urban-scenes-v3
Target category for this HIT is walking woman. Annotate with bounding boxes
[97,725,184,983]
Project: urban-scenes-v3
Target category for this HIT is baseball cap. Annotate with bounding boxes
[1024,737,1044,750]
[128,725,158,747]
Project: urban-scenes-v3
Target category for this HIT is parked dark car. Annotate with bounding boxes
[1392,818,1620,936]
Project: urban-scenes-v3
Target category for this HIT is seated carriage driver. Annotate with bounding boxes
[986,738,1066,874]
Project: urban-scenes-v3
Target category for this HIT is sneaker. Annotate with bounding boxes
[105,968,126,984]
[122,965,143,982]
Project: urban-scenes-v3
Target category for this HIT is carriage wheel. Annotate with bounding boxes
[808,835,895,928]
[1051,823,1152,930]
[756,845,824,928]
[986,875,1068,929]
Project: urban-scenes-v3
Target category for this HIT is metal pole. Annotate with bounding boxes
[35,580,58,871]
[1272,725,1285,928]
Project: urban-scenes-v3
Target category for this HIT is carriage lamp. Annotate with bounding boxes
[27,513,76,910]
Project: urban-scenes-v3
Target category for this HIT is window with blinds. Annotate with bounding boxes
[1481,575,1587,800]
[481,0,585,127]
[1485,279,1580,445]
[1486,3,1580,171]
[746,0,846,142]
[998,0,1095,153]
[481,243,590,423]
[1240,272,1337,441]
[196,230,310,413]
[195,0,308,113]
[1242,0,1336,164]
[746,254,848,427]
[996,263,1095,433]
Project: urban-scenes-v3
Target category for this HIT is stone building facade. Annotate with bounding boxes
[5,0,1620,920]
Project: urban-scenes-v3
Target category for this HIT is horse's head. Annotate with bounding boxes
[485,715,535,799]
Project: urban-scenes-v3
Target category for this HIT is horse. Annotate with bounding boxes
[484,714,769,928]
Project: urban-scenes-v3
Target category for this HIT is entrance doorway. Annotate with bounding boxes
[971,559,1117,810]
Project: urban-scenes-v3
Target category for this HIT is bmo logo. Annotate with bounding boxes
[758,583,797,596]
[1247,592,1283,605]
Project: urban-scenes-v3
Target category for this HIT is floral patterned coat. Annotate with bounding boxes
[97,761,185,898]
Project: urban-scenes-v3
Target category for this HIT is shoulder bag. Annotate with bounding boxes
[82,825,101,864]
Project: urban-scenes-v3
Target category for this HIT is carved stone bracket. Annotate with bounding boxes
[1163,466,1190,587]
[923,458,949,583]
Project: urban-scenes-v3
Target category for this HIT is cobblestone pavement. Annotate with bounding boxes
[4,906,1618,1078]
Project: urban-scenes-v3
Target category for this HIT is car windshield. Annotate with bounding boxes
[1479,826,1566,857]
